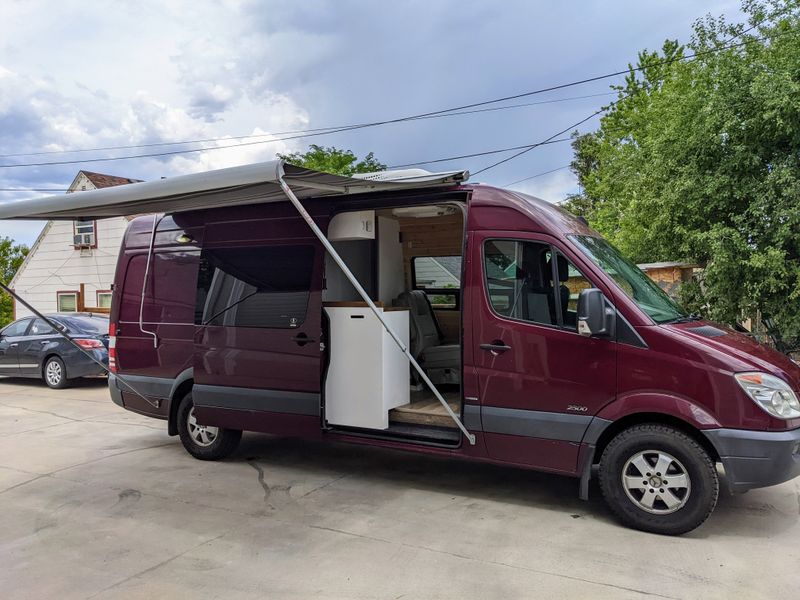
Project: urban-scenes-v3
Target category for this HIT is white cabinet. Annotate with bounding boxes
[327,210,375,241]
[324,304,410,430]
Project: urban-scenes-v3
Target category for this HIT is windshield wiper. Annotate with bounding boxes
[663,314,702,324]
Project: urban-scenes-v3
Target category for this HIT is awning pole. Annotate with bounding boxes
[0,280,160,408]
[277,177,476,445]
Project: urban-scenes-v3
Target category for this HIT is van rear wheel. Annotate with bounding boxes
[177,392,241,460]
[598,424,718,535]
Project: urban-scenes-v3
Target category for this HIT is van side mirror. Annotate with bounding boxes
[577,288,614,338]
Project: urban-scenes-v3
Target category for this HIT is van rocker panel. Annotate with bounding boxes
[193,384,320,416]
[481,406,593,442]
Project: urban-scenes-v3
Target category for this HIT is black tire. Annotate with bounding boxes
[176,392,241,460]
[599,424,718,535]
[43,356,69,389]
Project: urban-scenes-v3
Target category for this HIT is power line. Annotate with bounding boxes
[500,7,791,192]
[505,165,571,187]
[472,106,608,176]
[0,30,788,171]
[0,188,69,192]
[0,92,617,160]
[387,137,571,169]
[0,138,574,195]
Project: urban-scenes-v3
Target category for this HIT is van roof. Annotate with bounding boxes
[0,160,468,221]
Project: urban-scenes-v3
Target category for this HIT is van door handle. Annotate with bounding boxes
[291,333,315,346]
[480,342,511,353]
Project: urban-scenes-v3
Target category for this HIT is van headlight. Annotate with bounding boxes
[735,372,800,419]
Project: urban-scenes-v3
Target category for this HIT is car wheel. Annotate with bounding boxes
[43,356,69,389]
[599,424,718,535]
[176,392,241,460]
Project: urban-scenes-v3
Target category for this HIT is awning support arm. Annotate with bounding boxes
[0,280,160,408]
[277,177,476,445]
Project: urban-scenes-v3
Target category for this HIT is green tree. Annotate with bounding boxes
[278,144,386,176]
[0,237,30,327]
[565,0,800,343]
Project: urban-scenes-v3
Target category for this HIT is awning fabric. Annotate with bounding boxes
[0,160,469,220]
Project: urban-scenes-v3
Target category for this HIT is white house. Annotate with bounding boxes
[10,170,141,318]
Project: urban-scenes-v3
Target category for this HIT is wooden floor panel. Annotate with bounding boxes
[390,390,461,427]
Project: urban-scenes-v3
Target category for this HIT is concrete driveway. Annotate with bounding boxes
[0,378,798,599]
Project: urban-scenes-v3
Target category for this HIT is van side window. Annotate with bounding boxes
[196,245,315,329]
[483,240,591,330]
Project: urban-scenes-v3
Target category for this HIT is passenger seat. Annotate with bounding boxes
[395,290,461,385]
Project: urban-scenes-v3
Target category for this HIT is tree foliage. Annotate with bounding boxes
[565,0,800,341]
[0,237,30,327]
[278,144,386,176]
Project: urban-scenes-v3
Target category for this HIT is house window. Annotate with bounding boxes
[57,291,78,312]
[411,255,461,310]
[96,291,112,309]
[73,219,96,247]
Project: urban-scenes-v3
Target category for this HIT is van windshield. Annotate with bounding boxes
[569,235,689,324]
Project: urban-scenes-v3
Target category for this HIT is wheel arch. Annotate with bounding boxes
[168,369,194,436]
[41,353,63,378]
[591,412,721,465]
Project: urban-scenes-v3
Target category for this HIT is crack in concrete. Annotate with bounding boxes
[298,474,348,499]
[0,402,83,423]
[0,474,47,496]
[247,458,271,502]
[0,421,70,438]
[305,524,681,599]
[0,400,164,434]
[19,462,705,598]
[0,441,176,496]
[86,532,228,598]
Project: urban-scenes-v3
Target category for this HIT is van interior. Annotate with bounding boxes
[322,202,465,445]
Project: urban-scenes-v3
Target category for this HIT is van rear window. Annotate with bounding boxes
[119,251,200,324]
[196,245,315,329]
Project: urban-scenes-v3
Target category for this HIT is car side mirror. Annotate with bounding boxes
[577,288,614,338]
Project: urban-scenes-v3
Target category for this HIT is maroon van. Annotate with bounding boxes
[108,182,800,535]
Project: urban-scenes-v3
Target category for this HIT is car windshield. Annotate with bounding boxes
[57,316,109,334]
[569,235,689,324]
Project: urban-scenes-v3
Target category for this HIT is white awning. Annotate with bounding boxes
[0,160,469,220]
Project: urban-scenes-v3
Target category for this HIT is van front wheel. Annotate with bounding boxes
[176,392,241,460]
[598,424,718,535]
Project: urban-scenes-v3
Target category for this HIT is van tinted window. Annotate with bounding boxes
[196,245,315,328]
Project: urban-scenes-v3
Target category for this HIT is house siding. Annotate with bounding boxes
[10,217,127,318]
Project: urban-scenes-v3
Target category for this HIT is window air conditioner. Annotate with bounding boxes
[74,233,94,246]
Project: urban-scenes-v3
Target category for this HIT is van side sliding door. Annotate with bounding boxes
[468,231,617,475]
[193,237,324,429]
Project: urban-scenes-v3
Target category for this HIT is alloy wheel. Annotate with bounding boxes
[186,407,219,447]
[621,450,691,514]
[45,360,62,387]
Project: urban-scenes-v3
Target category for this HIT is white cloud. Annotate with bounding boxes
[0,221,45,245]
[513,169,579,204]
[0,0,747,249]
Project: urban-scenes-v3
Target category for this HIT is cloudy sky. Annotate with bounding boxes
[0,0,742,245]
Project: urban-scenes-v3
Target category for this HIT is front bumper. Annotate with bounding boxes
[703,427,800,493]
